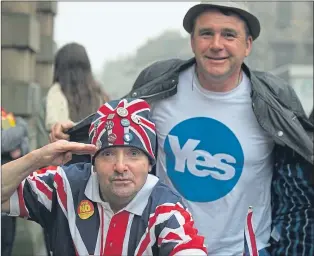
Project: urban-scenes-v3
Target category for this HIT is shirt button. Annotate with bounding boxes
[110,242,113,247]
[113,223,116,227]
[277,131,283,137]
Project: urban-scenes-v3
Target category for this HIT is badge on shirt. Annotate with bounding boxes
[77,200,95,220]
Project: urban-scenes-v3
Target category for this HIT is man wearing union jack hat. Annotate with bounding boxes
[2,98,207,256]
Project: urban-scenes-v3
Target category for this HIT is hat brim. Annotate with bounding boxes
[183,3,260,40]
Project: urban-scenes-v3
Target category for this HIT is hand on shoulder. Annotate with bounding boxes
[49,121,75,142]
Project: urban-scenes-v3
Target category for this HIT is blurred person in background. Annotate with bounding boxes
[1,107,29,256]
[45,42,109,136]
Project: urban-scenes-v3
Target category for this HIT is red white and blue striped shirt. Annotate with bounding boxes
[8,163,207,256]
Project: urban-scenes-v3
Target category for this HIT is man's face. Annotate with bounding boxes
[94,146,151,207]
[191,9,252,82]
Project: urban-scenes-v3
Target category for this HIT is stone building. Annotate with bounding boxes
[1,2,58,255]
[2,1,57,150]
[246,1,313,116]
[246,1,313,70]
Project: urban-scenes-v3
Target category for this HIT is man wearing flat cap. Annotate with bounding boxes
[51,1,314,255]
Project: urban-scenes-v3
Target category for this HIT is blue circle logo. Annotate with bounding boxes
[164,117,244,202]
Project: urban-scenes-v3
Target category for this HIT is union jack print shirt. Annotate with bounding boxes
[8,163,207,256]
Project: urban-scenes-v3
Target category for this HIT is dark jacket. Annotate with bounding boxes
[68,58,314,255]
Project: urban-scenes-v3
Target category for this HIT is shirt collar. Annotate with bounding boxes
[85,166,159,216]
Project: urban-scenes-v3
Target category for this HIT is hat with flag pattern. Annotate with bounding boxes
[89,98,156,165]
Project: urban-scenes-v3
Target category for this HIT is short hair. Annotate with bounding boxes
[190,8,251,39]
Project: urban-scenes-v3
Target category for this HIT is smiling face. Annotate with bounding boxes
[94,146,151,211]
[191,9,252,87]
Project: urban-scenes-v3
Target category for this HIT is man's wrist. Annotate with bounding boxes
[26,149,44,171]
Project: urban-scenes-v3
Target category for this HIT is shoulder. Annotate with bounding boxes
[251,70,307,117]
[57,163,92,188]
[46,83,66,100]
[253,70,292,94]
[132,58,189,90]
[148,180,184,207]
[47,83,62,94]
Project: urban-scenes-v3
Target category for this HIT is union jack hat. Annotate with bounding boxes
[89,98,156,165]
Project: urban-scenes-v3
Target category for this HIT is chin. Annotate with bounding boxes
[113,189,136,199]
[206,67,230,77]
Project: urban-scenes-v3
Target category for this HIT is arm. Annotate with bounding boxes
[1,140,97,212]
[157,202,207,256]
[1,117,28,153]
[45,84,71,131]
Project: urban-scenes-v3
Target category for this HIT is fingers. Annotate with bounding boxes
[62,121,75,130]
[49,121,74,142]
[58,141,97,155]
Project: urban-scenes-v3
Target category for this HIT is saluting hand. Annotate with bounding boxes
[34,140,97,168]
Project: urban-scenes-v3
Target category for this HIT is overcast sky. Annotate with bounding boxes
[54,2,195,74]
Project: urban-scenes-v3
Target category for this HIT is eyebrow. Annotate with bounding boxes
[198,27,238,35]
[222,28,238,35]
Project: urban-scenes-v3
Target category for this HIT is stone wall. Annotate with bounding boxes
[1,2,58,255]
[1,1,57,150]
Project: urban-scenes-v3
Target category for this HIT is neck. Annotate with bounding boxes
[99,187,134,213]
[196,67,242,93]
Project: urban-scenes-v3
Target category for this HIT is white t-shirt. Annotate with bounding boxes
[151,65,274,255]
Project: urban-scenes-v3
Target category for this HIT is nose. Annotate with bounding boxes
[114,153,127,173]
[210,34,223,51]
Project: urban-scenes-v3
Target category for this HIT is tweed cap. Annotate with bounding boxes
[183,1,261,40]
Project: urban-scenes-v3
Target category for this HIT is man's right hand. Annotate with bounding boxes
[34,140,97,168]
[49,121,75,142]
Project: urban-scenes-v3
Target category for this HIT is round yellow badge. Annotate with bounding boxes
[78,200,95,219]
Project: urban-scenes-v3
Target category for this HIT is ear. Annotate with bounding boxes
[190,34,196,54]
[245,36,253,57]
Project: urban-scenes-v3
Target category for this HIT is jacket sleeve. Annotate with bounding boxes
[1,117,28,153]
[7,166,59,228]
[155,202,208,256]
[45,84,71,131]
